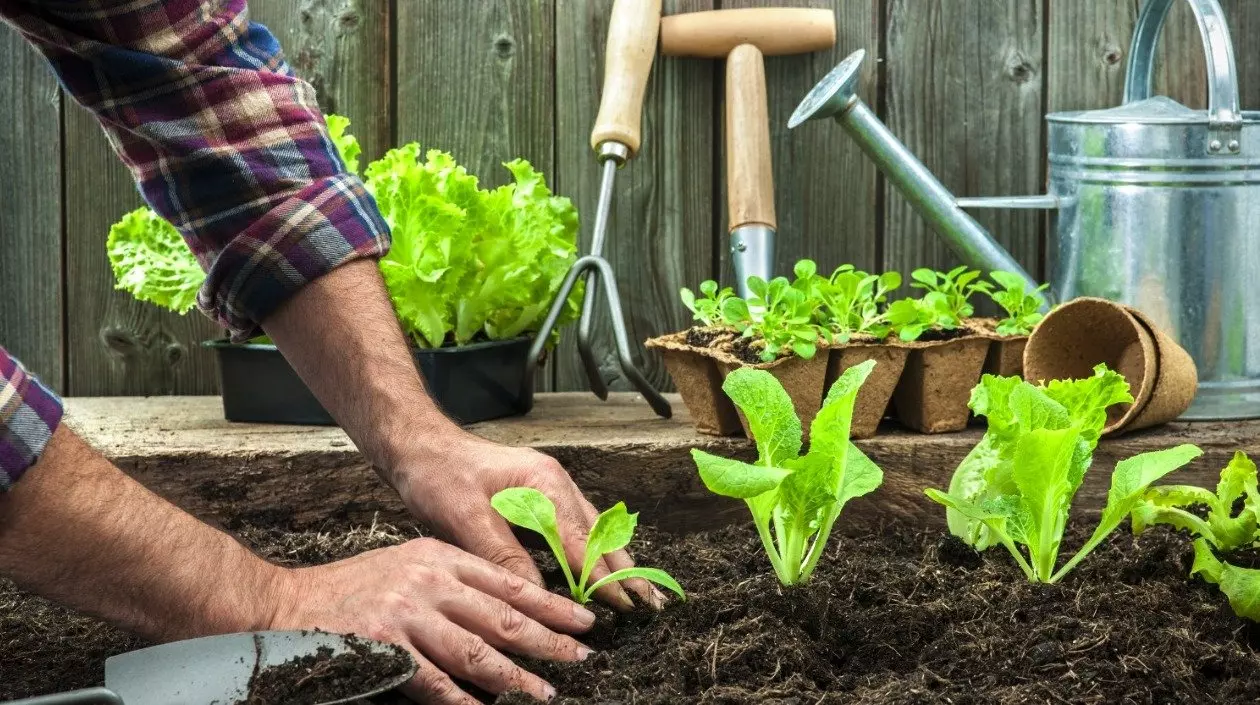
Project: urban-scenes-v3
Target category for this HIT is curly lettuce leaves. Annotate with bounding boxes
[366,146,582,349]
[106,207,206,315]
[325,113,362,175]
[926,365,1201,582]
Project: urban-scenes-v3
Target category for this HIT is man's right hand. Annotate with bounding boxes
[267,536,595,704]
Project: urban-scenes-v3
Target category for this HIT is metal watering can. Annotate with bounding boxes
[788,0,1260,421]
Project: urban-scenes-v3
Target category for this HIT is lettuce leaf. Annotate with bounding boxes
[365,146,582,348]
[106,207,206,315]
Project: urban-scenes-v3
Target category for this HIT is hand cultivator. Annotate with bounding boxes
[525,0,673,419]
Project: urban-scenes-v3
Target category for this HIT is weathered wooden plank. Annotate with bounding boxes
[552,0,717,396]
[0,29,64,390]
[247,0,392,164]
[883,0,1045,294]
[63,112,223,396]
[62,393,1259,535]
[394,0,558,391]
[715,0,882,280]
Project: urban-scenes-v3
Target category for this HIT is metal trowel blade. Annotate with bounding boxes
[104,630,415,705]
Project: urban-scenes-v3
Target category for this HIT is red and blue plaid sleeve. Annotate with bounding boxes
[0,0,391,341]
[0,348,63,491]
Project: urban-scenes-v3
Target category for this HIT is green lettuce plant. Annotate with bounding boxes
[886,266,991,342]
[926,366,1202,583]
[1130,452,1260,621]
[816,264,901,343]
[689,360,884,585]
[680,280,739,328]
[987,271,1049,336]
[366,145,582,349]
[732,274,824,362]
[910,266,990,318]
[490,487,684,604]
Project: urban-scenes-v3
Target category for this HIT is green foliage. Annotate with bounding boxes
[735,275,824,362]
[887,266,990,342]
[680,280,739,328]
[489,487,684,604]
[910,266,991,318]
[365,144,582,349]
[690,361,884,585]
[987,271,1048,336]
[106,207,206,315]
[324,114,362,175]
[926,366,1201,582]
[1130,452,1260,622]
[813,264,901,343]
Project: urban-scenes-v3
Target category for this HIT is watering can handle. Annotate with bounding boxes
[1123,0,1242,139]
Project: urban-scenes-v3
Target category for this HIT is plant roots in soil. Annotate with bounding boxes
[5,517,1260,704]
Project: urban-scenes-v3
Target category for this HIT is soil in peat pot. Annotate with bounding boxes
[5,517,1260,704]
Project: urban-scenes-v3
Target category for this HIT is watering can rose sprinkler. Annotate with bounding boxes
[789,0,1260,421]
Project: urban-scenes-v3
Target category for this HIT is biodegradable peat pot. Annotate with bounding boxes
[826,340,910,439]
[890,331,992,434]
[204,336,535,426]
[645,331,742,436]
[715,350,830,439]
[1022,297,1197,434]
[970,317,1028,378]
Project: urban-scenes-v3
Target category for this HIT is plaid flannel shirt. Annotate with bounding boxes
[0,0,391,488]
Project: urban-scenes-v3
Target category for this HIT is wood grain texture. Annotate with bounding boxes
[716,0,881,284]
[725,44,776,230]
[553,0,717,394]
[63,393,1259,535]
[63,108,223,396]
[883,0,1045,292]
[248,0,393,165]
[0,30,63,390]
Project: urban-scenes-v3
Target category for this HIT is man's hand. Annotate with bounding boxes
[260,260,663,611]
[270,537,595,704]
[389,435,666,611]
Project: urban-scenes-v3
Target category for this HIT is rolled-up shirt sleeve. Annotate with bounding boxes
[0,348,62,491]
[0,0,391,341]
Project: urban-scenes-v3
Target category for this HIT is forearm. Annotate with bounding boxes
[259,259,468,481]
[0,426,286,643]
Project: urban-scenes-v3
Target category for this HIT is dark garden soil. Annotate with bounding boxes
[235,632,414,705]
[909,326,976,343]
[5,517,1260,704]
[684,326,735,350]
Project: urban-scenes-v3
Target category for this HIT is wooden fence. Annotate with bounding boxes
[2,0,1257,398]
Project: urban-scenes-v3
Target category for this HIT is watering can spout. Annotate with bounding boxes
[789,49,1053,310]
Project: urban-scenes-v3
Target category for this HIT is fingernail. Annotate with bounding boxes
[577,645,595,661]
[616,587,634,610]
[573,605,596,627]
[649,586,667,610]
[543,684,557,700]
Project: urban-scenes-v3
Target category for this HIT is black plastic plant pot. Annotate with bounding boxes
[203,336,535,426]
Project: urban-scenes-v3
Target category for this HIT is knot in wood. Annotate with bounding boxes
[1004,51,1035,84]
[164,342,185,365]
[100,326,140,357]
[494,34,516,59]
[337,9,361,32]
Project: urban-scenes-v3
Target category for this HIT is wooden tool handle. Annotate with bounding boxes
[661,8,836,58]
[726,44,775,232]
[590,0,663,158]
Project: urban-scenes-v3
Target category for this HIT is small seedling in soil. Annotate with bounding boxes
[234,633,413,705]
[887,266,989,342]
[732,274,825,362]
[1132,451,1260,621]
[490,488,685,604]
[811,264,901,344]
[987,270,1049,336]
[680,279,738,329]
[690,360,884,586]
[925,365,1203,583]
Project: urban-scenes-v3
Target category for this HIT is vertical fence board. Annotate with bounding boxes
[551,0,717,394]
[0,30,63,390]
[716,0,881,281]
[883,0,1045,293]
[249,0,393,165]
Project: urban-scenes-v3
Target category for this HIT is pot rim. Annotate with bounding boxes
[201,335,534,354]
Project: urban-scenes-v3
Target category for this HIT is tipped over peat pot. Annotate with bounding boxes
[204,337,536,426]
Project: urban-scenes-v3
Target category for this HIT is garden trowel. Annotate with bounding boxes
[3,630,415,705]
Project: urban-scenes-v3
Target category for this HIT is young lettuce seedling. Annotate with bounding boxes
[489,488,685,605]
[909,266,991,319]
[886,292,957,341]
[689,360,884,586]
[987,271,1049,336]
[1129,452,1260,621]
[925,366,1202,583]
[738,275,824,362]
[817,265,901,343]
[681,280,739,329]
